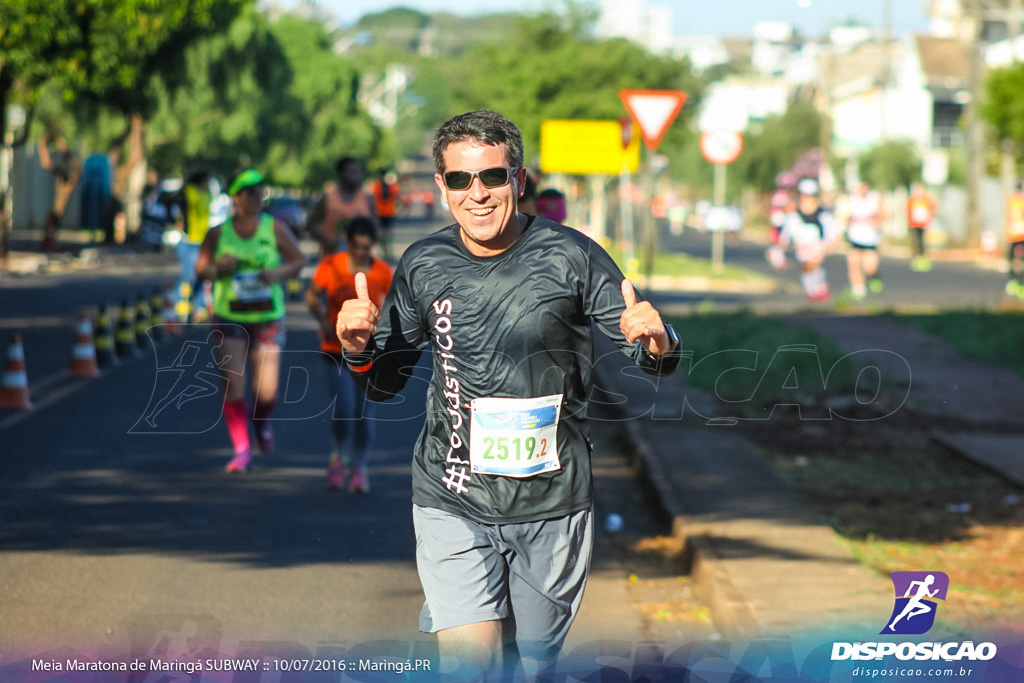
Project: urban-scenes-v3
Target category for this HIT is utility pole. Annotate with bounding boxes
[1002,0,1022,200]
[964,0,985,248]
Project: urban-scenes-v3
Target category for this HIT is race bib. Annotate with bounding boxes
[232,271,272,303]
[469,394,562,478]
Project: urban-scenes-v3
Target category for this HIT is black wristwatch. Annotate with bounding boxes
[663,323,680,351]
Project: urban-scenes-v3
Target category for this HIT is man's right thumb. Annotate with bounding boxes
[355,272,370,300]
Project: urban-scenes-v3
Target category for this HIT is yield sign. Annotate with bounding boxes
[619,89,688,150]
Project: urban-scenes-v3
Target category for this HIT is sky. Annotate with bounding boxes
[289,0,933,38]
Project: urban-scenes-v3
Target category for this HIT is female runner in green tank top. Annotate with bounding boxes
[195,168,306,473]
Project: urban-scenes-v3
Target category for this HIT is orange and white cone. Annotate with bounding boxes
[0,333,33,410]
[163,284,181,335]
[70,311,101,378]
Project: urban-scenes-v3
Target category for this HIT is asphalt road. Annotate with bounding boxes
[0,220,713,677]
[656,226,1011,313]
[1,217,1011,676]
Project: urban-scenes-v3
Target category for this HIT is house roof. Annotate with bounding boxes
[914,35,969,87]
[722,38,753,61]
[818,41,896,97]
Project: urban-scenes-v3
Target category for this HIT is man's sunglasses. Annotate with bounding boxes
[442,167,517,191]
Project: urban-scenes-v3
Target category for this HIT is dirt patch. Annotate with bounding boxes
[739,403,1024,630]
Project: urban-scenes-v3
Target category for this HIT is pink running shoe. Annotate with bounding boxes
[349,466,370,493]
[255,421,275,454]
[327,452,348,490]
[225,450,251,474]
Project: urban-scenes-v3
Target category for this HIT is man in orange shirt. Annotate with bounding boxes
[1006,183,1024,296]
[306,216,393,491]
[372,171,400,260]
[906,183,937,272]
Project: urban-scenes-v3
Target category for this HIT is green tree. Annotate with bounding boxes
[982,63,1024,155]
[448,10,702,169]
[0,0,248,253]
[858,140,920,191]
[737,101,822,194]
[146,8,383,189]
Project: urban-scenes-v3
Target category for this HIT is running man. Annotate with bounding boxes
[306,216,393,492]
[778,178,838,302]
[335,110,681,679]
[888,574,939,632]
[906,183,938,272]
[372,170,400,260]
[843,180,885,299]
[37,132,82,252]
[306,157,378,256]
[1005,183,1024,296]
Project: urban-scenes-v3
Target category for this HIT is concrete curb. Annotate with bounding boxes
[622,417,758,638]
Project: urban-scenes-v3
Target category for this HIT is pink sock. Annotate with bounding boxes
[223,400,250,455]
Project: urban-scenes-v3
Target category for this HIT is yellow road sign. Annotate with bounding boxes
[540,120,641,175]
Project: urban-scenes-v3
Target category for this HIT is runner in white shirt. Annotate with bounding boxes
[777,179,838,302]
[844,181,885,299]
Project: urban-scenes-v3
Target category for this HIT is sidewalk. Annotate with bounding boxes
[0,231,147,277]
[593,333,891,638]
[594,309,1024,638]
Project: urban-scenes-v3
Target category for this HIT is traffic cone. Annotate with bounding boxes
[0,333,34,410]
[94,303,120,368]
[149,288,165,343]
[69,310,101,378]
[135,293,152,350]
[175,281,193,323]
[115,298,140,358]
[162,284,181,335]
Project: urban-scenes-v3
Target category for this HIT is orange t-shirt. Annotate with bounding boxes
[373,180,399,218]
[906,193,936,229]
[1007,193,1024,242]
[312,253,393,353]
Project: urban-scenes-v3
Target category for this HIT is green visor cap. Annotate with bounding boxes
[228,169,264,196]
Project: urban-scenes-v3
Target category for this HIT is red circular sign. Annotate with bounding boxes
[700,129,744,165]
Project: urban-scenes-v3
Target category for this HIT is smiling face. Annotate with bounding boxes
[435,139,527,257]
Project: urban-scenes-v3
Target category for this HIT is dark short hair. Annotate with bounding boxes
[432,110,524,174]
[335,157,360,175]
[346,216,378,243]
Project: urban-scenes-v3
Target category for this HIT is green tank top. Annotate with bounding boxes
[212,214,285,323]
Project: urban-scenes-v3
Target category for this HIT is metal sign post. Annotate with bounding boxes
[699,129,744,273]
[619,90,688,284]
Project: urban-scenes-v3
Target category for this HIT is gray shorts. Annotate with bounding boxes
[412,504,594,660]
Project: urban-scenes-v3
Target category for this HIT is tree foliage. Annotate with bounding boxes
[144,8,383,188]
[858,140,921,190]
[982,63,1024,151]
[1,0,248,120]
[447,10,703,170]
[737,101,822,193]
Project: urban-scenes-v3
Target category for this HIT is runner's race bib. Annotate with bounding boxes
[469,394,562,478]
[233,271,273,302]
[230,271,274,312]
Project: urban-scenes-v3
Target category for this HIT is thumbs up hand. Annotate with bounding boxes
[619,279,677,356]
[336,272,380,354]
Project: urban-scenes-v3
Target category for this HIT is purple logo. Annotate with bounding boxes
[881,571,949,635]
